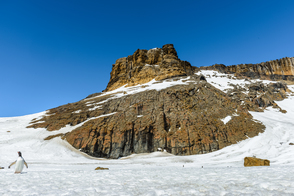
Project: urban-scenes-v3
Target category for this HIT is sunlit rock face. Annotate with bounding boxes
[105,44,194,91]
[27,45,293,159]
[199,57,294,82]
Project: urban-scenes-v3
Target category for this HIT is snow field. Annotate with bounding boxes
[0,165,293,196]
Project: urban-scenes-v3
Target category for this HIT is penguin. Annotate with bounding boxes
[8,151,28,174]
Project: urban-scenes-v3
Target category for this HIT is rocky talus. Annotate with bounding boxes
[199,57,294,82]
[27,45,293,159]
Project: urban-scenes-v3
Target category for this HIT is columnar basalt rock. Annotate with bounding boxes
[28,76,284,158]
[105,44,194,91]
[44,80,266,158]
[27,44,293,159]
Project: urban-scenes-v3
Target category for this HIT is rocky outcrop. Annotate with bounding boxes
[226,82,290,112]
[44,133,64,140]
[27,44,293,159]
[28,75,283,158]
[105,44,194,91]
[244,157,270,167]
[66,82,266,158]
[199,57,294,82]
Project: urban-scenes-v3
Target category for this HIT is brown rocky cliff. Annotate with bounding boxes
[26,45,292,159]
[105,44,194,91]
[28,75,291,158]
[199,57,294,82]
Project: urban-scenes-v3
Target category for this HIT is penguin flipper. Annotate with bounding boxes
[8,161,16,168]
[24,161,28,168]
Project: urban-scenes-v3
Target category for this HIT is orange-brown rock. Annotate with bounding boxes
[199,57,294,82]
[244,157,270,167]
[95,167,109,170]
[26,44,292,159]
[44,133,64,140]
[28,76,276,158]
[105,44,194,91]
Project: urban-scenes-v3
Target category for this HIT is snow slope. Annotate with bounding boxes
[0,73,293,195]
[197,70,275,93]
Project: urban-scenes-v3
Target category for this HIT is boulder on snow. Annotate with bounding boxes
[244,157,270,167]
[95,167,109,170]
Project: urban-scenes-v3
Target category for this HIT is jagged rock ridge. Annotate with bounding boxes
[27,44,293,159]
[106,44,194,91]
[199,57,294,82]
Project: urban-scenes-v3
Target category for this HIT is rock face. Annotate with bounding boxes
[29,77,267,158]
[106,44,194,91]
[226,81,290,113]
[27,45,293,159]
[66,82,267,158]
[244,157,270,167]
[199,57,294,82]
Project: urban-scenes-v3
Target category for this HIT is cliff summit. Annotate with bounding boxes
[106,44,194,91]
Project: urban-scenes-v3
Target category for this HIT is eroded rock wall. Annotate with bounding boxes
[199,57,294,82]
[106,44,194,91]
[27,44,293,159]
[28,76,290,158]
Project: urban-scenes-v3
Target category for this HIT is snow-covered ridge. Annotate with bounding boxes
[84,70,289,114]
[82,76,196,112]
[85,76,193,102]
[89,69,280,103]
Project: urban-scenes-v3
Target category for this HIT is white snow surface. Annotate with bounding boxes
[196,70,274,93]
[85,77,192,101]
[0,82,294,195]
[221,116,232,124]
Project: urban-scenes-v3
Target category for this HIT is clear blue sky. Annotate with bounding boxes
[0,0,293,117]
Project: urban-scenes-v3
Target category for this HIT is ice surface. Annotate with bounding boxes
[0,79,293,195]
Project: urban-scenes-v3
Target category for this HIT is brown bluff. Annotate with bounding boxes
[105,44,194,91]
[198,57,294,82]
[27,45,293,159]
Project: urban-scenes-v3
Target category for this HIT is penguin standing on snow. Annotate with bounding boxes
[8,151,28,174]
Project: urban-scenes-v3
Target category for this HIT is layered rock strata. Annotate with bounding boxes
[105,44,194,91]
[199,57,294,82]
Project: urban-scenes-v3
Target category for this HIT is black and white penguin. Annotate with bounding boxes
[8,151,28,174]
